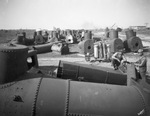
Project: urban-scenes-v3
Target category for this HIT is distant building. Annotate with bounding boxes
[129,26,146,30]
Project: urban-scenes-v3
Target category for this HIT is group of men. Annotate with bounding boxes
[111,49,147,80]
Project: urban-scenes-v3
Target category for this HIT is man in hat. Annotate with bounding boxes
[35,29,44,44]
[111,50,126,70]
[134,49,147,80]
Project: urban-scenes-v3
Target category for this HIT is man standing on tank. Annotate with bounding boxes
[134,49,147,80]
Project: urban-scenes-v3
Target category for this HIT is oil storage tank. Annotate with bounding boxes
[78,39,94,55]
[109,29,118,39]
[109,38,124,53]
[125,29,136,40]
[0,77,148,116]
[84,31,92,40]
[106,29,124,53]
[0,44,28,84]
[127,36,143,52]
[124,29,143,52]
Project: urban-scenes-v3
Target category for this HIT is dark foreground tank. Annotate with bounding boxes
[0,43,150,116]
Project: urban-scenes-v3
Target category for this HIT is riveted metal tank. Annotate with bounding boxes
[125,29,136,40]
[68,81,147,116]
[109,29,118,39]
[51,42,69,55]
[17,34,25,44]
[24,38,35,46]
[57,60,127,85]
[0,77,42,116]
[84,31,92,40]
[66,29,72,35]
[105,29,124,53]
[1,77,146,116]
[0,63,149,116]
[0,44,28,84]
[105,27,109,38]
[78,39,94,55]
[109,38,124,53]
[127,36,143,52]
[123,29,139,52]
[0,77,149,116]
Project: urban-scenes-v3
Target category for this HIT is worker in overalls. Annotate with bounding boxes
[134,49,147,80]
[111,50,126,70]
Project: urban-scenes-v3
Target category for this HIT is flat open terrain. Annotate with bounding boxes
[1,29,150,75]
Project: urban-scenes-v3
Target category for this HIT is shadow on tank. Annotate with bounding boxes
[0,43,150,116]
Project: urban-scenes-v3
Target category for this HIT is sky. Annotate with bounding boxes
[0,0,150,29]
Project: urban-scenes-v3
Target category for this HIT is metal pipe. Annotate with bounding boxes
[57,60,127,85]
[94,44,99,59]
[99,42,104,59]
[33,41,60,54]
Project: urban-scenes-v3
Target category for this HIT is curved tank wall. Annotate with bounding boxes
[78,39,94,54]
[0,77,148,116]
[0,44,28,84]
[57,60,127,85]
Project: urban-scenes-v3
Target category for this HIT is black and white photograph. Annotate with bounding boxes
[0,0,150,116]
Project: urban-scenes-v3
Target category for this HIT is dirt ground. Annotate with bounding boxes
[37,42,150,76]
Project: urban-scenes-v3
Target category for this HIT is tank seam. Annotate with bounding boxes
[132,86,147,116]
[0,82,17,89]
[65,79,70,116]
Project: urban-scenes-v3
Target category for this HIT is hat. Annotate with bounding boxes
[138,49,143,53]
